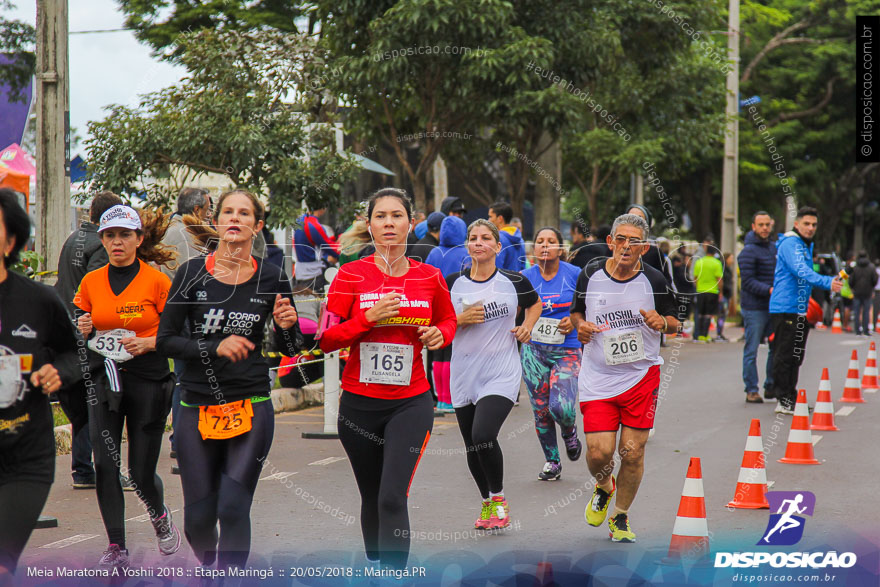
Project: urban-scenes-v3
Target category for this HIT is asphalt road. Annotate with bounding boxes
[13,327,880,586]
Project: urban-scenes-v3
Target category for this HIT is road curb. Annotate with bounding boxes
[54,423,72,455]
[271,384,324,413]
[53,385,324,455]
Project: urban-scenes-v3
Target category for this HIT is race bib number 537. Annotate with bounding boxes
[88,329,135,362]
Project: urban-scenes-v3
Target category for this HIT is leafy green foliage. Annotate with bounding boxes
[117,0,304,59]
[85,29,357,227]
[0,0,35,103]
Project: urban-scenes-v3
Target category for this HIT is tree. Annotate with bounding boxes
[0,0,35,103]
[117,0,304,58]
[735,0,880,254]
[312,0,556,212]
[85,29,357,227]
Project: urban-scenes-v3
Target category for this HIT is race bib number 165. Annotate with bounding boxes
[359,342,413,386]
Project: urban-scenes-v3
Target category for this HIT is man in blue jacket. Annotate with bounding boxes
[489,201,525,271]
[738,211,777,403]
[768,207,842,414]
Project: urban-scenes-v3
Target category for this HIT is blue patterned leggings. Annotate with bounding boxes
[521,344,582,463]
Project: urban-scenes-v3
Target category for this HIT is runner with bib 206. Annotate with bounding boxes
[157,189,303,571]
[570,213,679,543]
[521,227,583,482]
[446,219,542,531]
[319,188,457,570]
[73,205,180,568]
[0,189,81,579]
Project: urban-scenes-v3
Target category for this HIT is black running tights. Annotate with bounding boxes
[337,391,433,570]
[0,480,51,574]
[455,395,515,499]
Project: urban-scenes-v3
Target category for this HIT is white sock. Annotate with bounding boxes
[489,491,504,500]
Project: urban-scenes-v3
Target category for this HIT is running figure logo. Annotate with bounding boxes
[202,308,225,334]
[758,491,816,546]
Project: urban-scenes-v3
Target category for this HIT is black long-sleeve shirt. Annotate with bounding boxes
[157,256,303,405]
[0,271,82,484]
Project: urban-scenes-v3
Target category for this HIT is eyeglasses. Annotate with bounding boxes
[612,235,646,246]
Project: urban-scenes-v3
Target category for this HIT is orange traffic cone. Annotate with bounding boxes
[778,389,820,465]
[862,341,879,391]
[727,419,769,509]
[811,368,838,431]
[666,457,710,560]
[841,350,865,403]
[831,309,843,334]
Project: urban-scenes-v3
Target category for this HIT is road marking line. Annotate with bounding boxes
[835,406,856,417]
[259,471,297,481]
[127,508,180,523]
[308,456,346,466]
[40,534,99,549]
[864,388,877,393]
[812,435,822,446]
[839,340,863,346]
[767,481,774,489]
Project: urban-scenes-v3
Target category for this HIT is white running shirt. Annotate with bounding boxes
[446,268,539,407]
[570,258,677,401]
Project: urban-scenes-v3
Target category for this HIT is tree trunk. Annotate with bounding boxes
[411,172,428,213]
[533,132,560,237]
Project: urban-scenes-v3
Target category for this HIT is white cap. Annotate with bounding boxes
[98,205,142,232]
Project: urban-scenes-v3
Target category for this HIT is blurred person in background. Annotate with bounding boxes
[737,211,777,403]
[850,250,878,336]
[408,212,444,263]
[692,241,723,342]
[440,196,467,218]
[569,223,611,269]
[488,201,525,271]
[768,207,842,414]
[292,207,339,293]
[874,259,880,330]
[54,191,123,489]
[715,253,735,342]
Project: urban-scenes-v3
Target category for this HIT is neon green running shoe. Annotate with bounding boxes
[608,512,636,543]
[474,500,492,529]
[585,475,616,527]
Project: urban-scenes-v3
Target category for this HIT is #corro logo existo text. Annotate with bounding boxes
[714,492,858,569]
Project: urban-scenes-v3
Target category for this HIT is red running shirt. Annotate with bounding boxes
[320,255,457,400]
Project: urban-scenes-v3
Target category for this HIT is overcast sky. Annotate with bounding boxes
[6,0,185,153]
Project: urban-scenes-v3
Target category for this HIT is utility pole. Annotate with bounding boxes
[35,0,71,275]
[721,0,740,316]
[720,0,740,258]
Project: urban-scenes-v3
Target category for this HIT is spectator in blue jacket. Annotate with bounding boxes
[737,211,777,403]
[488,201,525,271]
[425,215,470,277]
[768,207,842,414]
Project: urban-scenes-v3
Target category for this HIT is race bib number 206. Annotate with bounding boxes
[359,342,413,385]
[603,331,646,366]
